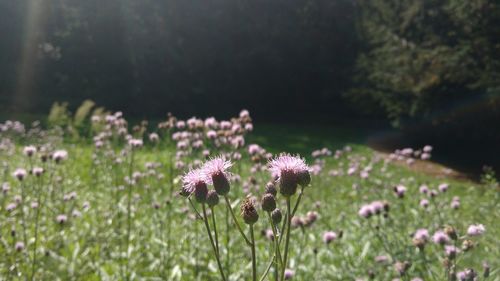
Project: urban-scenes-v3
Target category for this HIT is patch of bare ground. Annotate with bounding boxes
[375,151,474,182]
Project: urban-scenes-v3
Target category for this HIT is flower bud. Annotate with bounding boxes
[206,190,219,207]
[261,194,276,212]
[194,182,208,203]
[265,182,277,196]
[279,170,298,197]
[212,171,230,195]
[271,208,282,225]
[297,169,311,187]
[241,198,259,225]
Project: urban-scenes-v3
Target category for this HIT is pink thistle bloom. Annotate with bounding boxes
[358,204,373,218]
[414,229,429,241]
[56,214,68,224]
[244,123,253,131]
[419,185,429,194]
[323,231,337,244]
[420,199,429,208]
[13,168,27,181]
[370,201,384,214]
[220,121,232,130]
[32,167,44,177]
[6,203,17,212]
[284,269,294,280]
[432,231,450,245]
[15,241,25,251]
[240,109,250,118]
[467,224,485,236]
[268,154,310,196]
[248,144,262,155]
[181,168,208,195]
[451,199,460,209]
[204,117,218,129]
[128,139,143,148]
[421,153,431,160]
[202,157,233,182]
[52,150,68,162]
[149,133,159,142]
[445,245,459,258]
[423,145,433,153]
[394,185,407,198]
[206,130,217,139]
[23,145,37,157]
[176,120,186,129]
[438,183,449,193]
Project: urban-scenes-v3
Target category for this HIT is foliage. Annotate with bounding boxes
[348,0,500,132]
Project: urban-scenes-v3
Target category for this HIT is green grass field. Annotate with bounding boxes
[0,115,498,281]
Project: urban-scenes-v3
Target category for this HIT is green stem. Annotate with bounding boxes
[211,207,219,255]
[250,225,257,281]
[30,176,43,281]
[281,199,292,281]
[224,196,251,245]
[202,204,227,281]
[125,150,135,281]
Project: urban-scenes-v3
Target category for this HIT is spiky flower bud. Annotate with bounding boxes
[206,190,219,207]
[212,171,230,195]
[271,208,282,225]
[265,182,277,196]
[194,182,208,203]
[241,198,259,225]
[261,194,276,212]
[444,226,458,240]
[297,169,311,187]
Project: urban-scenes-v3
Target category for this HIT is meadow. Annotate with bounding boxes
[0,109,498,281]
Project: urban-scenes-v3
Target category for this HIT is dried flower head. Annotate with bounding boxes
[241,197,259,225]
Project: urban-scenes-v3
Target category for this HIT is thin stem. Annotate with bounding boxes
[224,196,251,245]
[30,176,43,281]
[250,225,257,281]
[268,212,283,268]
[125,150,135,281]
[259,254,276,281]
[211,207,219,255]
[291,187,305,218]
[281,199,292,281]
[202,204,227,281]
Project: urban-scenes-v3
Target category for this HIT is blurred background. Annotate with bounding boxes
[0,0,499,174]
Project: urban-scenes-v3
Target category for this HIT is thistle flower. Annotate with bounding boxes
[358,205,373,218]
[52,150,68,162]
[23,145,37,157]
[32,167,44,177]
[394,185,406,198]
[467,224,485,236]
[414,229,430,241]
[202,156,232,195]
[445,245,459,259]
[265,182,277,196]
[432,231,450,245]
[13,168,27,181]
[56,214,68,224]
[323,231,337,244]
[181,169,208,200]
[456,269,477,281]
[439,183,449,193]
[284,269,295,280]
[15,241,25,251]
[268,154,310,197]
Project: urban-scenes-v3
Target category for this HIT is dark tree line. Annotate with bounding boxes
[0,0,498,140]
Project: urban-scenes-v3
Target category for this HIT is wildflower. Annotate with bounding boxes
[467,224,485,236]
[284,269,295,280]
[445,245,459,259]
[439,183,449,193]
[181,169,208,202]
[358,204,373,218]
[6,203,17,212]
[432,231,450,245]
[32,167,44,177]
[423,145,433,153]
[456,269,477,281]
[56,214,68,224]
[15,241,25,252]
[414,229,430,241]
[394,261,411,276]
[149,133,159,142]
[202,156,232,195]
[23,145,36,157]
[240,197,259,225]
[52,150,68,162]
[420,199,429,208]
[394,185,406,198]
[419,185,429,194]
[268,154,310,197]
[483,262,490,278]
[265,182,277,196]
[13,168,27,181]
[323,231,337,244]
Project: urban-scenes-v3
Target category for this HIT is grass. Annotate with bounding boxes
[0,116,498,281]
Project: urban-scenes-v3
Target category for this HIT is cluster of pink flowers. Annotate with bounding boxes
[358,200,389,218]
